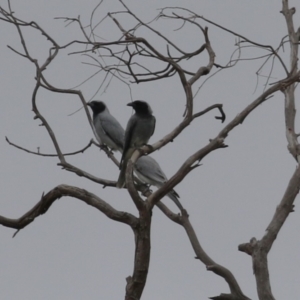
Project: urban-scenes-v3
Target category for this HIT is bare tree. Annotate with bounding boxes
[0,1,299,299]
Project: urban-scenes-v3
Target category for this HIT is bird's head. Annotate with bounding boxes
[87,101,107,114]
[127,100,153,115]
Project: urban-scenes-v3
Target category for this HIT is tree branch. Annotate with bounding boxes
[281,1,300,161]
[0,184,139,236]
[239,162,300,300]
[5,137,95,157]
[157,207,250,299]
[238,3,299,300]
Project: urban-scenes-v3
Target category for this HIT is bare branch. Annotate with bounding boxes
[239,146,300,300]
[119,0,191,56]
[146,71,300,211]
[156,207,251,299]
[54,16,92,43]
[155,202,182,225]
[125,158,146,211]
[281,2,300,161]
[1,2,299,299]
[125,210,151,300]
[5,137,95,157]
[0,184,139,235]
[162,7,289,75]
[237,4,300,300]
[58,162,118,187]
[193,104,226,123]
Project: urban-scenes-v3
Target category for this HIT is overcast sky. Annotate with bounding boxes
[0,1,299,299]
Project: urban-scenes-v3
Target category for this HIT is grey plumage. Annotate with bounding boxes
[87,101,182,209]
[87,101,124,153]
[117,100,156,188]
[135,156,183,210]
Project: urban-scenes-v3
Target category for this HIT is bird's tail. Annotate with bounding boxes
[116,162,127,188]
[117,149,135,189]
[167,190,184,210]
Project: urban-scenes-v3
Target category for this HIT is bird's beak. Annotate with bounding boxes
[87,102,91,107]
[127,102,133,107]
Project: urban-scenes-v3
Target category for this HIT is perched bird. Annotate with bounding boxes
[87,101,124,153]
[87,101,182,209]
[135,156,184,210]
[117,100,156,188]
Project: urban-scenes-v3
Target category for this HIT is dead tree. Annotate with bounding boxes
[0,1,299,299]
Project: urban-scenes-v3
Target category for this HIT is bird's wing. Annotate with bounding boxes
[92,117,105,145]
[101,115,125,150]
[150,116,156,137]
[135,156,182,209]
[135,156,167,184]
[138,156,180,198]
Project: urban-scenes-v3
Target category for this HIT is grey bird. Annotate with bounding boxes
[117,100,156,188]
[135,156,184,210]
[87,101,182,209]
[87,101,124,153]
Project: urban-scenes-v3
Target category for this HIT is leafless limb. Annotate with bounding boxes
[193,104,226,123]
[131,70,299,181]
[85,5,299,298]
[127,40,299,300]
[156,205,250,299]
[237,2,300,300]
[55,16,92,43]
[161,7,289,75]
[239,165,300,300]
[1,1,299,299]
[0,184,139,236]
[183,212,250,300]
[0,2,122,188]
[5,137,95,157]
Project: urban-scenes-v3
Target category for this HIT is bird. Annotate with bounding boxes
[135,156,184,210]
[87,101,182,209]
[117,100,156,188]
[87,101,124,153]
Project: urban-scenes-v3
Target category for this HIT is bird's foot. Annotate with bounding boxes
[136,144,153,156]
[140,184,152,197]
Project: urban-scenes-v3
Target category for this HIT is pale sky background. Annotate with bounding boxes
[0,1,299,299]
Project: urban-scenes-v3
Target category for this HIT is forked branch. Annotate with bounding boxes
[238,2,299,300]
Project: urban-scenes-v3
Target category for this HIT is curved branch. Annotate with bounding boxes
[239,6,300,300]
[0,184,139,236]
[193,104,226,123]
[119,0,192,56]
[32,82,67,163]
[162,6,289,75]
[125,158,145,211]
[147,71,300,210]
[238,5,299,300]
[238,166,300,300]
[5,137,95,157]
[58,162,117,187]
[157,206,250,299]
[156,202,182,225]
[183,213,250,299]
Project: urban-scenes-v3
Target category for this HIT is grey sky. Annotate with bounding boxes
[0,0,299,299]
